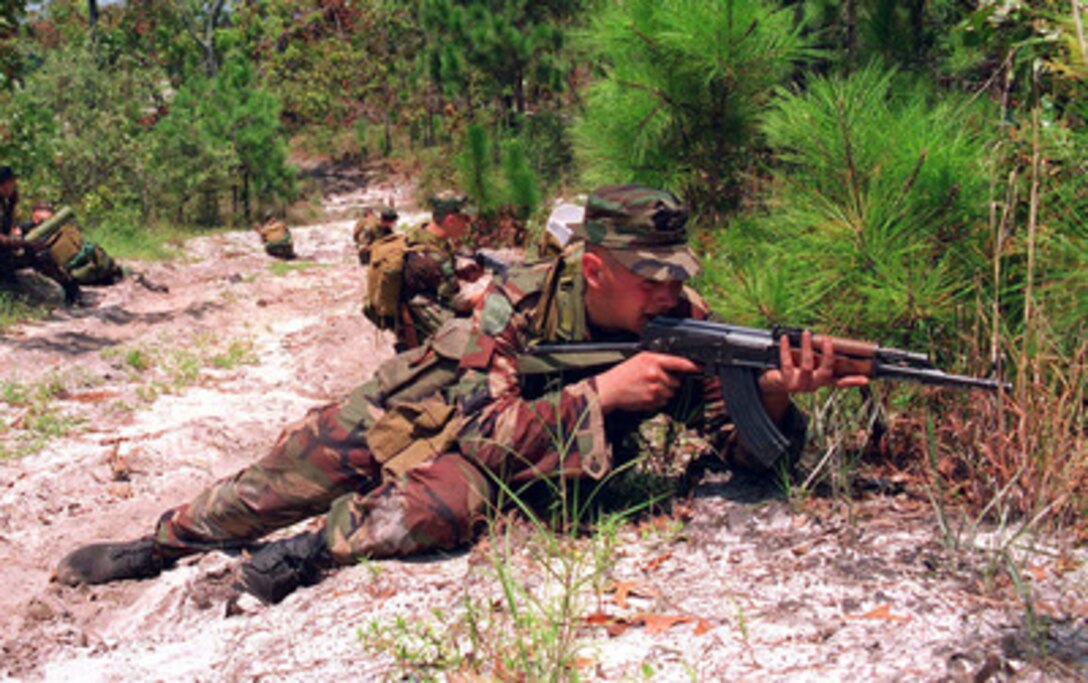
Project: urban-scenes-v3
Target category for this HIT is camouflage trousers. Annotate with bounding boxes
[153,391,493,565]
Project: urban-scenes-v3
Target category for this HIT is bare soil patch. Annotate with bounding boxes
[0,177,1085,681]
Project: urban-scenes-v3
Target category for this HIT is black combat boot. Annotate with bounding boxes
[236,531,332,605]
[63,282,82,307]
[54,538,173,586]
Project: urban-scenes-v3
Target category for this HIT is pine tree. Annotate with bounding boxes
[574,0,815,218]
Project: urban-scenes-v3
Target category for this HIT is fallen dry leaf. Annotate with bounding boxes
[1027,564,1048,581]
[605,580,659,609]
[636,613,693,635]
[642,551,673,572]
[583,612,630,637]
[1055,555,1080,575]
[567,657,595,671]
[64,390,120,403]
[846,603,911,623]
[637,515,675,535]
[693,617,713,636]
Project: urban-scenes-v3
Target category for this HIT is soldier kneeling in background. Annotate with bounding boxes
[353,203,398,265]
[22,202,124,287]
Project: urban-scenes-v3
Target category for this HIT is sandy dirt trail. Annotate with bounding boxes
[0,178,1085,681]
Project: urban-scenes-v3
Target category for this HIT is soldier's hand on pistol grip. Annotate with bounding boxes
[595,351,700,414]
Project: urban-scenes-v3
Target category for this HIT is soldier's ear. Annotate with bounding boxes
[582,250,605,290]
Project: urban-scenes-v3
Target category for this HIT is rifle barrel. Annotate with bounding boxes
[874,364,1010,392]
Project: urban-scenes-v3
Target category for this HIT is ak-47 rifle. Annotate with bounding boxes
[519,317,1009,469]
[472,250,510,276]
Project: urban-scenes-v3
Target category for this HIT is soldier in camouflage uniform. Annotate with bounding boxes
[56,184,867,604]
[352,205,398,265]
[387,190,482,350]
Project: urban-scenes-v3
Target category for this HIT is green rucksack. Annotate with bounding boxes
[67,242,123,285]
[256,220,295,260]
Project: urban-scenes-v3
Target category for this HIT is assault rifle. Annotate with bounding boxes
[473,250,510,276]
[520,317,1009,469]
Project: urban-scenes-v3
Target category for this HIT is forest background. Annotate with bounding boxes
[0,0,1085,539]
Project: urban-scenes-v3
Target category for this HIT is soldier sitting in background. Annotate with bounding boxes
[353,204,398,265]
[55,184,869,606]
[22,202,124,286]
[255,214,295,260]
[0,167,82,306]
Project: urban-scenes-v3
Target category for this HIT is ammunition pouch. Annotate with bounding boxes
[366,319,472,478]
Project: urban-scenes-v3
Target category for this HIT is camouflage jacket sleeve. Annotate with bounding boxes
[453,290,612,484]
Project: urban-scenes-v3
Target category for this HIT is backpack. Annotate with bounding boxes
[67,242,123,285]
[41,222,123,285]
[354,216,393,265]
[44,223,84,269]
[363,232,410,329]
[256,220,295,259]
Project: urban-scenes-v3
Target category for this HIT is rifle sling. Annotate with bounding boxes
[516,350,630,376]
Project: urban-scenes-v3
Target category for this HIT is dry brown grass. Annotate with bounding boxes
[867,340,1088,541]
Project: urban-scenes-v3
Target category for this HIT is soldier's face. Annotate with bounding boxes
[583,248,682,334]
[442,212,472,239]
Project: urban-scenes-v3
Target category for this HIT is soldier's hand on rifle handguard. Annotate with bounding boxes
[756,329,871,423]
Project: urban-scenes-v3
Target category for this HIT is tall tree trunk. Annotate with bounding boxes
[514,72,525,116]
[88,0,98,44]
[909,0,925,62]
[243,170,251,224]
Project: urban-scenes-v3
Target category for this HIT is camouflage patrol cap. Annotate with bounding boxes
[428,190,477,220]
[573,184,700,281]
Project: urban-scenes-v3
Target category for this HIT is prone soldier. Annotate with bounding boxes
[56,184,868,604]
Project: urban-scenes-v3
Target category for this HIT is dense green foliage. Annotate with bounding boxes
[575,0,815,217]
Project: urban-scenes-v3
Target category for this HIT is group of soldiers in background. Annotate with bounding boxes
[253,187,583,357]
[349,190,580,352]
